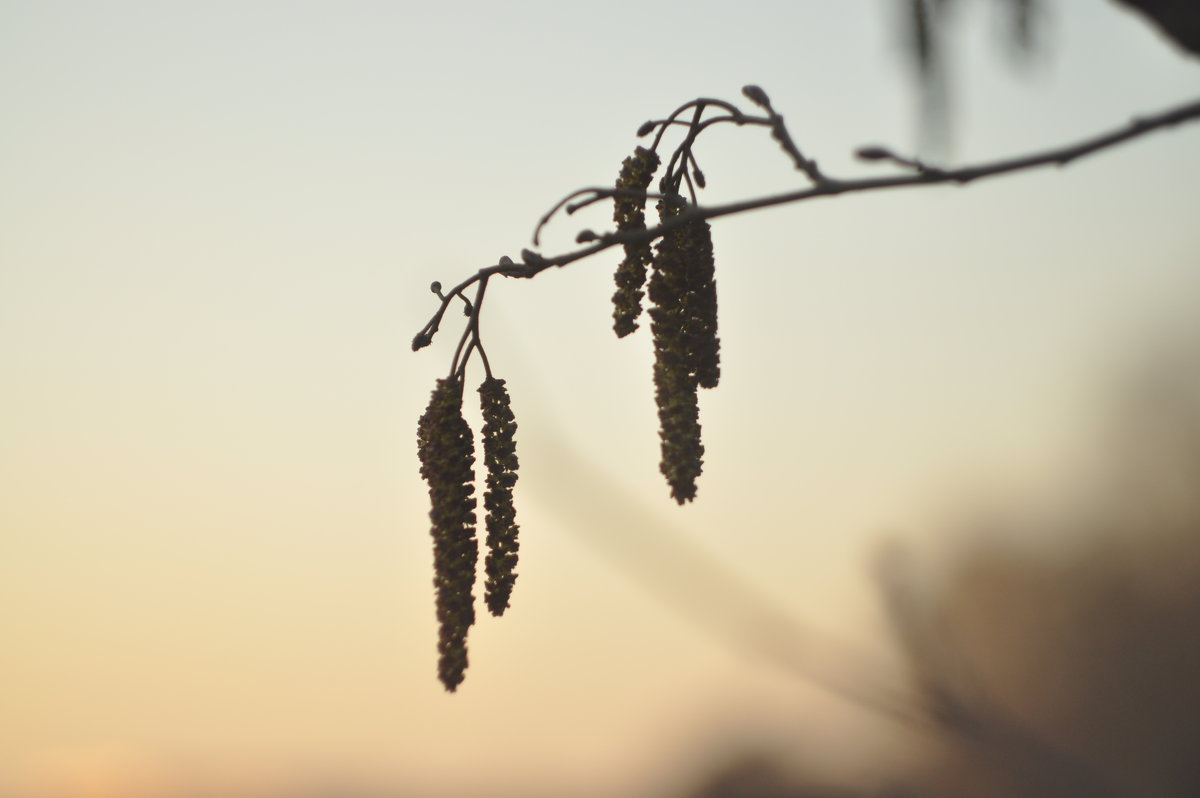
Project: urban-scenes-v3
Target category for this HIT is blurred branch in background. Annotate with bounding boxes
[520,320,1200,798]
[1113,0,1200,54]
[901,0,1200,152]
[656,332,1200,798]
[521,417,929,732]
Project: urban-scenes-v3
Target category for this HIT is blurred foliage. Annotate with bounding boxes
[900,0,1199,150]
[877,337,1200,797]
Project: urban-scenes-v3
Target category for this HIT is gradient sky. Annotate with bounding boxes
[2,2,1197,797]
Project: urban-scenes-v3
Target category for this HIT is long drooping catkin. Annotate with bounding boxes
[648,195,703,503]
[478,377,520,616]
[416,377,478,691]
[681,215,720,390]
[611,146,661,338]
[646,192,722,502]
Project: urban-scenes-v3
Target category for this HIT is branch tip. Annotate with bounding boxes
[742,85,772,110]
[520,248,548,268]
[855,145,894,161]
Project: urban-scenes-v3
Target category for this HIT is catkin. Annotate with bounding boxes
[612,146,661,338]
[648,195,705,503]
[479,377,520,616]
[646,193,723,502]
[417,377,478,691]
[682,216,720,390]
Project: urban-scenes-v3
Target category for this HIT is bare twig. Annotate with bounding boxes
[414,93,1200,352]
[740,84,825,182]
[532,187,669,246]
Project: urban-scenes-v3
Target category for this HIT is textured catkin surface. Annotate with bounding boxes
[479,377,520,617]
[681,215,720,392]
[417,378,478,691]
[649,195,707,504]
[611,147,661,338]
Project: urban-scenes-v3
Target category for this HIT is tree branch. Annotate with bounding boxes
[413,93,1200,352]
[412,85,1200,699]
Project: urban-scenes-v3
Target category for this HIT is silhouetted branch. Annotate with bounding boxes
[414,91,1200,354]
[410,84,1200,691]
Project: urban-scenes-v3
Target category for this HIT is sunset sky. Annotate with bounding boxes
[2,2,1197,797]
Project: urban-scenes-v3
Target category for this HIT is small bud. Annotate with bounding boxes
[576,229,598,243]
[412,331,432,351]
[692,168,706,189]
[855,145,894,161]
[636,120,656,137]
[742,85,772,110]
[520,248,547,267]
[430,281,442,294]
[499,255,514,267]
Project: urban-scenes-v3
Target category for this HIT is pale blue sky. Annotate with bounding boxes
[1,2,1197,797]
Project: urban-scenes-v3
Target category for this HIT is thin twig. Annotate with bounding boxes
[532,187,668,246]
[649,97,746,151]
[414,94,1200,350]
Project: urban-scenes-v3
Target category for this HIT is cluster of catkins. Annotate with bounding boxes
[416,376,519,690]
[417,143,721,689]
[612,147,721,503]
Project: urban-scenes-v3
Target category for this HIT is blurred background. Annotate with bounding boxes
[2,1,1198,796]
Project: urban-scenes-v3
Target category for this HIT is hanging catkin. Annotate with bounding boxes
[478,377,520,616]
[611,146,661,338]
[417,377,478,691]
